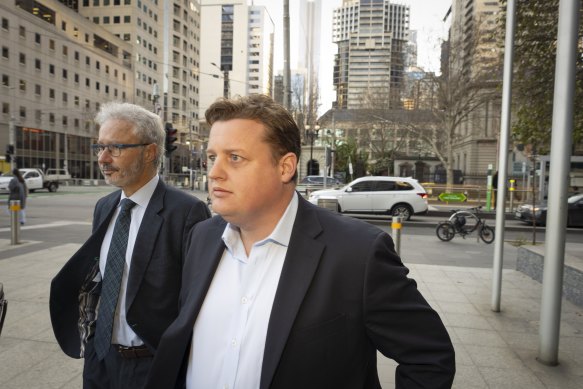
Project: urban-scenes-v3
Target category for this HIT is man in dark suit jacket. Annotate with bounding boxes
[49,102,210,389]
[145,95,455,388]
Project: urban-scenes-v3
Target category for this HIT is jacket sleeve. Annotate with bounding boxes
[363,232,456,388]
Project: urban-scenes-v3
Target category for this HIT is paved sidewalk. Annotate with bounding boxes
[1,238,582,388]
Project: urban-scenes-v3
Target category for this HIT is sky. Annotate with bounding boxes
[252,0,453,114]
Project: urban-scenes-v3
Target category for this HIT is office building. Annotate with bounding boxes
[1,0,134,177]
[198,0,274,127]
[332,0,409,110]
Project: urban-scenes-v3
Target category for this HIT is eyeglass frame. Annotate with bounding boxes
[91,143,151,157]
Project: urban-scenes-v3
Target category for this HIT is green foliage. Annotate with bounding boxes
[334,138,369,179]
[499,0,583,153]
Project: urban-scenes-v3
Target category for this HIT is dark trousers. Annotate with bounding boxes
[83,339,153,389]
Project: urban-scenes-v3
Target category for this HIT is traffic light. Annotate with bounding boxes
[165,123,178,157]
[5,144,14,163]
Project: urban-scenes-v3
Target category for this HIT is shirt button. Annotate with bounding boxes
[223,385,229,389]
[231,339,237,347]
[241,297,248,304]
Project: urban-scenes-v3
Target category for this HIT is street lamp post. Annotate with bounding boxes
[305,124,320,176]
[211,62,230,98]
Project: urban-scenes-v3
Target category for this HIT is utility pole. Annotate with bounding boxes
[283,0,292,110]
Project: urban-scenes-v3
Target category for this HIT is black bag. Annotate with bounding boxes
[0,282,7,337]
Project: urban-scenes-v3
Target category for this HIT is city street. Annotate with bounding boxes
[1,184,583,388]
[1,185,581,267]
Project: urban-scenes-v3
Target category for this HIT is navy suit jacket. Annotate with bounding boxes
[50,179,211,358]
[145,195,455,389]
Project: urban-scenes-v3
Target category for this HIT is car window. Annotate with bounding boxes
[351,181,375,192]
[374,181,395,191]
[395,181,414,191]
[25,172,39,178]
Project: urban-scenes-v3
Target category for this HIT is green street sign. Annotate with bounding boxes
[438,192,467,202]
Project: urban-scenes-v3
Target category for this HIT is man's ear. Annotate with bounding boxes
[145,144,158,164]
[280,152,298,183]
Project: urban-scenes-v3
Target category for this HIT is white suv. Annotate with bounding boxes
[308,176,429,220]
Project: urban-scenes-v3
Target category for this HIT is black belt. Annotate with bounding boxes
[114,344,153,359]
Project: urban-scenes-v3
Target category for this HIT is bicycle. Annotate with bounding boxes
[435,206,495,244]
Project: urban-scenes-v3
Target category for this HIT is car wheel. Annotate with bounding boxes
[48,182,58,192]
[391,204,412,221]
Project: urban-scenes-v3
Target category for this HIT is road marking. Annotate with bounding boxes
[0,221,91,233]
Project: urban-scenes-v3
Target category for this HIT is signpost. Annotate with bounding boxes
[438,192,467,203]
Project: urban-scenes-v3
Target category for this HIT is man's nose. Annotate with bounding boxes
[98,149,113,163]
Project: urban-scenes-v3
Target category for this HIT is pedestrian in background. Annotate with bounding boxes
[145,94,455,389]
[8,168,27,225]
[49,102,211,389]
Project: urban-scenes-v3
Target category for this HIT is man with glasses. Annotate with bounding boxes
[50,102,211,388]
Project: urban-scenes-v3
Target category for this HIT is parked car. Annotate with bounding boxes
[0,168,67,193]
[515,193,583,227]
[308,176,429,220]
[296,175,343,195]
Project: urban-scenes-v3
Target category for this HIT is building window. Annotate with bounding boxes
[93,17,99,24]
[19,79,26,92]
[62,69,68,79]
[1,74,8,86]
[124,16,130,23]
[2,46,8,59]
[19,53,26,65]
[35,59,41,70]
[49,89,55,99]
[49,64,55,75]
[103,16,110,24]
[74,96,80,106]
[85,78,90,87]
[74,73,79,83]
[114,16,120,24]
[49,39,55,50]
[86,56,90,66]
[49,113,55,123]
[74,51,79,61]
[96,81,100,91]
[62,116,68,126]
[62,92,68,103]
[35,33,41,44]
[1,18,8,31]
[35,84,41,95]
[61,21,67,31]
[19,25,25,38]
[19,106,26,119]
[2,103,8,114]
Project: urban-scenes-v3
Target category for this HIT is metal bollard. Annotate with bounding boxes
[9,200,21,245]
[391,216,402,256]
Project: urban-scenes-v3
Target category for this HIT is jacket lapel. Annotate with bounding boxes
[125,180,165,310]
[260,198,325,389]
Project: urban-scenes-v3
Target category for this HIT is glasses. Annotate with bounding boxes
[91,143,150,157]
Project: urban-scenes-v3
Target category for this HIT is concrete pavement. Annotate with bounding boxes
[1,195,583,387]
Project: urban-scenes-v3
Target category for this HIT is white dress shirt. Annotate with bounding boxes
[186,193,299,389]
[99,174,159,346]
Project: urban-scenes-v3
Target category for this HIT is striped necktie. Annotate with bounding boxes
[94,198,136,360]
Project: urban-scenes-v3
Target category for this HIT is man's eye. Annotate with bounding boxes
[208,155,216,161]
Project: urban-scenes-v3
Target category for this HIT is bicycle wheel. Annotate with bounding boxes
[479,225,495,244]
[436,222,455,242]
